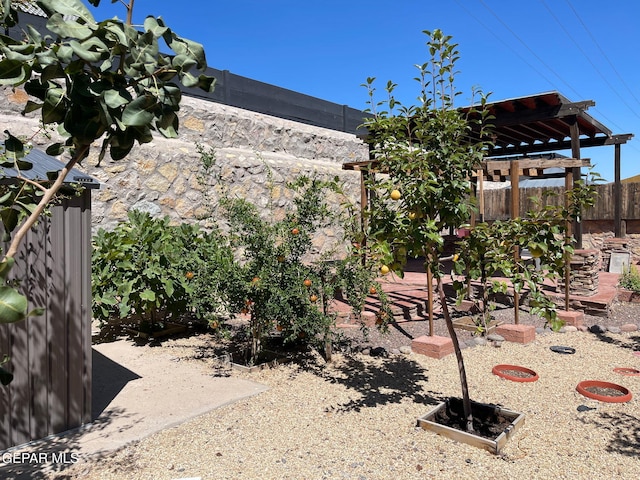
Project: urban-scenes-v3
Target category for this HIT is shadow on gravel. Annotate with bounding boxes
[577,411,640,458]
[0,407,127,480]
[303,354,441,413]
[591,333,640,352]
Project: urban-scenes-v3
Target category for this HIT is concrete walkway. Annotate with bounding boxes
[0,341,268,478]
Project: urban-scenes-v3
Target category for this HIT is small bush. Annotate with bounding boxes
[619,264,640,292]
[92,210,235,330]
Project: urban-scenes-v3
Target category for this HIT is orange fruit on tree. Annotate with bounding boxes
[369,286,377,295]
[185,271,194,280]
[291,227,300,235]
[390,189,401,201]
[380,265,390,275]
[303,279,312,287]
[309,294,318,303]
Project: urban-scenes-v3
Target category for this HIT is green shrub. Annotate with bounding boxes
[92,210,234,330]
[619,264,640,292]
[196,142,385,364]
[219,175,357,364]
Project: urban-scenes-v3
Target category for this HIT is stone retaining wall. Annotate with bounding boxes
[4,86,640,264]
[1,88,366,253]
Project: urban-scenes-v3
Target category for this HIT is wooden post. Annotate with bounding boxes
[564,168,573,311]
[569,118,582,248]
[614,143,622,237]
[427,269,434,336]
[510,160,520,324]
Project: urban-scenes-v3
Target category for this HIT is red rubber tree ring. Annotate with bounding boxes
[576,380,632,403]
[492,364,539,383]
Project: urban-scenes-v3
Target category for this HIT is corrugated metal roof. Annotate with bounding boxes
[1,146,100,189]
[16,2,47,18]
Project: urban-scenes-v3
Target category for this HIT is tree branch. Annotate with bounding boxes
[3,145,90,260]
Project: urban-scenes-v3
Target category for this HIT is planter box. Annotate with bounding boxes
[617,288,640,303]
[417,399,525,454]
[452,316,502,334]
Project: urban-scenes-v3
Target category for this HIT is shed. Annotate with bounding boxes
[0,147,99,451]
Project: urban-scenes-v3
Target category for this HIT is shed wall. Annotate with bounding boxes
[0,193,92,451]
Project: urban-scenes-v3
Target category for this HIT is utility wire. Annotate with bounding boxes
[541,0,640,126]
[476,0,584,101]
[564,0,640,110]
[459,0,640,164]
[477,0,633,138]
[453,0,558,93]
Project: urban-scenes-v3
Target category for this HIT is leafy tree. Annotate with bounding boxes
[196,145,387,365]
[452,177,601,333]
[0,0,214,387]
[363,30,492,432]
[0,0,215,324]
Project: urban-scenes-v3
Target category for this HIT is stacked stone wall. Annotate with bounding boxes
[1,88,366,253]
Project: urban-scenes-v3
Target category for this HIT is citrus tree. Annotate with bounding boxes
[0,0,215,324]
[363,30,492,432]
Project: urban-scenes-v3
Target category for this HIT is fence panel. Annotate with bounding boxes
[481,183,639,221]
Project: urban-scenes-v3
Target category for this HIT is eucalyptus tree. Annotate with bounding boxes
[0,0,215,324]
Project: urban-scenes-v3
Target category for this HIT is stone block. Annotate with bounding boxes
[557,310,584,327]
[495,324,536,344]
[411,335,454,359]
[360,311,377,327]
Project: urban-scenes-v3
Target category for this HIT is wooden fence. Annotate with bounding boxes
[481,183,640,224]
[0,194,93,451]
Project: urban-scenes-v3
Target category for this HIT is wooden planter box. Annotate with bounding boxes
[417,399,525,454]
[452,316,503,335]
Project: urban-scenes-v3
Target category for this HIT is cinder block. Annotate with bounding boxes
[557,310,584,327]
[411,335,454,359]
[495,324,536,344]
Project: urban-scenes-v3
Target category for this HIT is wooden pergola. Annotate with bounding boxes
[345,91,634,242]
[344,91,633,330]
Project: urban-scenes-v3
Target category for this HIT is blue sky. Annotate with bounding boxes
[82,0,640,182]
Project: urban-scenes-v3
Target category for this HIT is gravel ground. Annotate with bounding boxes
[58,303,639,480]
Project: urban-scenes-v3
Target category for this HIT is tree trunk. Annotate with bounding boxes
[437,277,474,433]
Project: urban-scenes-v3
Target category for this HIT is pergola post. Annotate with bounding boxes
[510,160,520,324]
[614,143,622,237]
[568,117,582,249]
[564,168,573,312]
